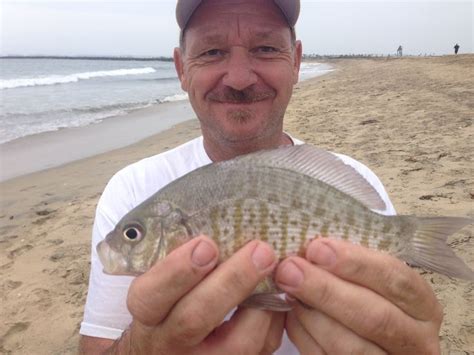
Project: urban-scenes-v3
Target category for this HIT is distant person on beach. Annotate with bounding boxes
[397,45,403,56]
[79,1,443,354]
[454,43,460,55]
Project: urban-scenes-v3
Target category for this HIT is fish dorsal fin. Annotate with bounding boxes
[227,144,387,211]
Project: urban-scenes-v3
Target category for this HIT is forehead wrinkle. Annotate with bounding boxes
[186,9,291,52]
[251,30,277,42]
[188,0,289,33]
[234,14,279,43]
[202,32,228,46]
[199,22,285,43]
[186,25,228,48]
[237,13,242,39]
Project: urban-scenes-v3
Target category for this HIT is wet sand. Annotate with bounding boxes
[0,100,195,182]
[0,55,472,354]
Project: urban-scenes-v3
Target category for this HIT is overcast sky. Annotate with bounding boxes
[1,0,472,57]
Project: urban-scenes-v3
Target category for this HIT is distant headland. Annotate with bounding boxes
[0,55,174,61]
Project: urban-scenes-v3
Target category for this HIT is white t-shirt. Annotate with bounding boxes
[80,135,396,353]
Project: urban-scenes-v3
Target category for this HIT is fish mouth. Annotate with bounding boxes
[96,241,130,275]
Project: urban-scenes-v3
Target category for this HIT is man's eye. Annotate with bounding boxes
[201,49,223,57]
[256,46,278,53]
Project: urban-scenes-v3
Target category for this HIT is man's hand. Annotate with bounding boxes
[113,236,284,354]
[275,238,443,354]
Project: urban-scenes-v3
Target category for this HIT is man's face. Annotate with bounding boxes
[174,0,302,149]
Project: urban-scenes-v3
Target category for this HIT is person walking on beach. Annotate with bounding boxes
[397,45,403,56]
[454,43,460,55]
[79,1,443,353]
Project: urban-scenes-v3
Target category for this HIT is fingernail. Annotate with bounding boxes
[277,261,303,288]
[307,240,336,267]
[191,240,217,267]
[251,242,275,271]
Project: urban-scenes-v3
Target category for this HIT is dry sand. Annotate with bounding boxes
[1,55,473,354]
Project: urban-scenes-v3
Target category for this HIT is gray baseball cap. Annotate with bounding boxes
[176,0,300,30]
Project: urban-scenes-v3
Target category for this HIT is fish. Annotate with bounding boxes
[97,144,474,311]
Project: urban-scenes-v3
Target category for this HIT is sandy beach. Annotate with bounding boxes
[1,55,472,354]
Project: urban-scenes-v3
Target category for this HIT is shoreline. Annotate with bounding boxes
[0,100,195,182]
[0,63,332,182]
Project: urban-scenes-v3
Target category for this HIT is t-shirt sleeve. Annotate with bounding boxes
[79,171,135,339]
[79,139,207,340]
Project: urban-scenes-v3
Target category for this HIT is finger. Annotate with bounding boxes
[161,240,276,346]
[127,236,218,326]
[291,301,387,355]
[276,257,436,352]
[286,309,325,355]
[260,311,285,354]
[305,238,442,321]
[203,307,273,353]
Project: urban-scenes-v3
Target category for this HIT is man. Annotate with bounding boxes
[454,43,460,55]
[397,45,403,57]
[80,0,443,353]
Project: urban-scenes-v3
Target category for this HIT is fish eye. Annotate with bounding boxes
[123,224,143,242]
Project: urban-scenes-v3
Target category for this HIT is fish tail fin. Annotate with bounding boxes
[401,216,474,281]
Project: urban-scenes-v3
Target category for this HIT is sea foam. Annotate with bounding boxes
[160,93,189,103]
[0,67,157,90]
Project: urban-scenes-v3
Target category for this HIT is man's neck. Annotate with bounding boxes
[203,133,293,162]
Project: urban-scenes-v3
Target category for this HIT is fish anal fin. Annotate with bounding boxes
[241,293,292,312]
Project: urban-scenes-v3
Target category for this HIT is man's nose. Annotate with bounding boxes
[222,48,258,91]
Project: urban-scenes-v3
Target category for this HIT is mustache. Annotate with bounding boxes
[207,87,276,104]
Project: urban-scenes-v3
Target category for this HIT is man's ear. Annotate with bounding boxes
[292,40,303,85]
[174,47,188,92]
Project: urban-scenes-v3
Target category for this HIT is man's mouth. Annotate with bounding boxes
[207,87,275,104]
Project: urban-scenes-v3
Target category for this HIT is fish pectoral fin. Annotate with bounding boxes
[240,293,292,312]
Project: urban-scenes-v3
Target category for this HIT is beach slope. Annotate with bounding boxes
[0,55,472,354]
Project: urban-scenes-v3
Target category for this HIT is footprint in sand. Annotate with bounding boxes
[46,239,64,246]
[0,235,18,247]
[19,185,37,192]
[49,251,66,262]
[31,216,52,226]
[66,269,86,286]
[0,261,14,271]
[1,322,30,349]
[442,179,467,188]
[4,280,22,291]
[8,244,33,259]
[35,209,56,217]
[360,119,379,125]
[419,193,450,201]
[31,288,53,310]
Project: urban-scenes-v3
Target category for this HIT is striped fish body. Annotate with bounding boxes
[98,145,473,310]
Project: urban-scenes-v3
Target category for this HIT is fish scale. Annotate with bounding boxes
[98,144,474,311]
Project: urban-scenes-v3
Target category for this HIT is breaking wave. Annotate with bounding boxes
[160,93,189,103]
[0,67,157,89]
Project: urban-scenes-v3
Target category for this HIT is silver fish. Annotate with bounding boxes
[98,144,473,311]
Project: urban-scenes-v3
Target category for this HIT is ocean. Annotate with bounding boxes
[0,58,332,144]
